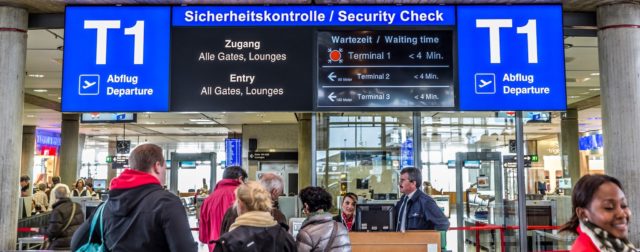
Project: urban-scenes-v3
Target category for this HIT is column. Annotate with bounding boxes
[21,126,36,196]
[598,3,640,244]
[59,114,80,186]
[560,109,580,194]
[0,6,27,250]
[107,140,117,186]
[298,113,312,190]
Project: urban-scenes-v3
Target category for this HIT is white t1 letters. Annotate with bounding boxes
[476,19,512,64]
[84,20,121,65]
[84,20,145,65]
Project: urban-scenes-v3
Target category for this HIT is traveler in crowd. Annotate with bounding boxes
[45,186,84,250]
[560,174,638,251]
[84,182,98,199]
[297,186,351,252]
[48,176,70,211]
[333,192,358,231]
[72,178,87,197]
[220,172,288,235]
[20,175,31,197]
[214,181,295,252]
[71,143,197,252]
[199,166,247,251]
[395,167,449,232]
[33,183,49,214]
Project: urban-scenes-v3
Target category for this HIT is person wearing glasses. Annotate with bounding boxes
[333,193,358,231]
[395,167,449,232]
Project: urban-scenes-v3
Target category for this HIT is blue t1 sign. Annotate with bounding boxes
[457,5,566,111]
[62,6,170,112]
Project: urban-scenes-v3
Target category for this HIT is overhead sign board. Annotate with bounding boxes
[62,6,170,112]
[225,139,242,167]
[316,30,454,110]
[80,113,137,123]
[457,5,566,111]
[171,27,313,111]
[173,6,454,26]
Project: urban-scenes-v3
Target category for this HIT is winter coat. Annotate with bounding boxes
[220,201,288,235]
[199,179,241,251]
[214,211,295,252]
[46,198,84,250]
[70,169,197,252]
[297,212,351,252]
[394,189,450,231]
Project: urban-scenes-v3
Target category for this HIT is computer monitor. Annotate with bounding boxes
[93,179,107,190]
[354,204,395,232]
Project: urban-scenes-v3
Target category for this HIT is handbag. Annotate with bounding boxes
[76,202,107,252]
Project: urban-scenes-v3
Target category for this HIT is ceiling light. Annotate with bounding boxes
[588,88,600,91]
[263,120,272,123]
[590,73,600,76]
[582,77,591,82]
[580,92,590,95]
[28,74,44,78]
[33,89,48,93]
[195,122,217,125]
[26,114,35,118]
[189,119,211,122]
[568,96,581,99]
[57,97,61,100]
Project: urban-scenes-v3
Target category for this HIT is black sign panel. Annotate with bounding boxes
[248,152,298,161]
[317,30,454,110]
[171,27,313,111]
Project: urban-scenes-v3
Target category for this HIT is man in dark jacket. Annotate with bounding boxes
[46,186,84,250]
[71,144,197,252]
[395,167,450,231]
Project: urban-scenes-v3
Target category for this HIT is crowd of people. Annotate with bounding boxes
[16,143,637,251]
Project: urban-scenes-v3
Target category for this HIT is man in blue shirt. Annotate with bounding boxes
[395,167,450,231]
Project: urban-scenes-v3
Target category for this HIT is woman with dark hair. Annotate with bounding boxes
[333,193,358,231]
[71,179,87,197]
[561,174,637,251]
[297,187,351,252]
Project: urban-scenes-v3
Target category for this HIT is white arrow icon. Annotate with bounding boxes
[409,54,415,59]
[328,72,337,82]
[328,92,337,102]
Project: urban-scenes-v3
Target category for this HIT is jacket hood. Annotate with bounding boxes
[214,179,241,190]
[109,169,161,190]
[108,169,163,217]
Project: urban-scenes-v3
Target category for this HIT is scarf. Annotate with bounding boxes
[341,212,354,231]
[229,211,277,232]
[582,220,639,252]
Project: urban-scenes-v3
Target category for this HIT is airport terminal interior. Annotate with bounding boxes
[2,1,637,252]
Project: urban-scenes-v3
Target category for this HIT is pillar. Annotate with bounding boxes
[298,113,312,190]
[598,2,640,244]
[560,109,580,194]
[107,140,117,186]
[59,114,80,187]
[0,6,27,250]
[21,126,36,196]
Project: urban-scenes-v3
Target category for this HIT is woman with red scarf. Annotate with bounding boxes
[333,192,358,231]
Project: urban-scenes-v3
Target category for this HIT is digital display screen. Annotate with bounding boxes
[316,30,455,110]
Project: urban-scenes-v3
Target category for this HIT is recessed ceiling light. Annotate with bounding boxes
[28,74,44,78]
[590,73,600,76]
[189,119,211,122]
[580,92,590,95]
[33,89,48,93]
[195,122,217,124]
[588,88,600,91]
[582,77,591,82]
[569,96,581,99]
[263,120,272,123]
[57,97,61,100]
[26,114,35,118]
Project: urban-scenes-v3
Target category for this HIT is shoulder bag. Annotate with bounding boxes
[323,221,339,252]
[76,202,107,252]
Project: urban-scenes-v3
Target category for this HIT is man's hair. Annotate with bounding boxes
[299,186,333,212]
[20,175,30,182]
[223,166,247,180]
[236,181,272,212]
[54,185,69,199]
[37,183,46,191]
[400,167,422,188]
[259,173,284,194]
[51,176,61,185]
[129,144,165,172]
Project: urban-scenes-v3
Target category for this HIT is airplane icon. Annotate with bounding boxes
[83,80,97,89]
[478,79,492,88]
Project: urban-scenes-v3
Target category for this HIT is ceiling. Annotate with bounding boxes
[1,0,636,13]
[19,6,603,146]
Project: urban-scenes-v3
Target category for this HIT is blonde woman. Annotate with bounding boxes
[214,181,295,252]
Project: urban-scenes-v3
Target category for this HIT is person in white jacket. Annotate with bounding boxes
[48,176,70,211]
